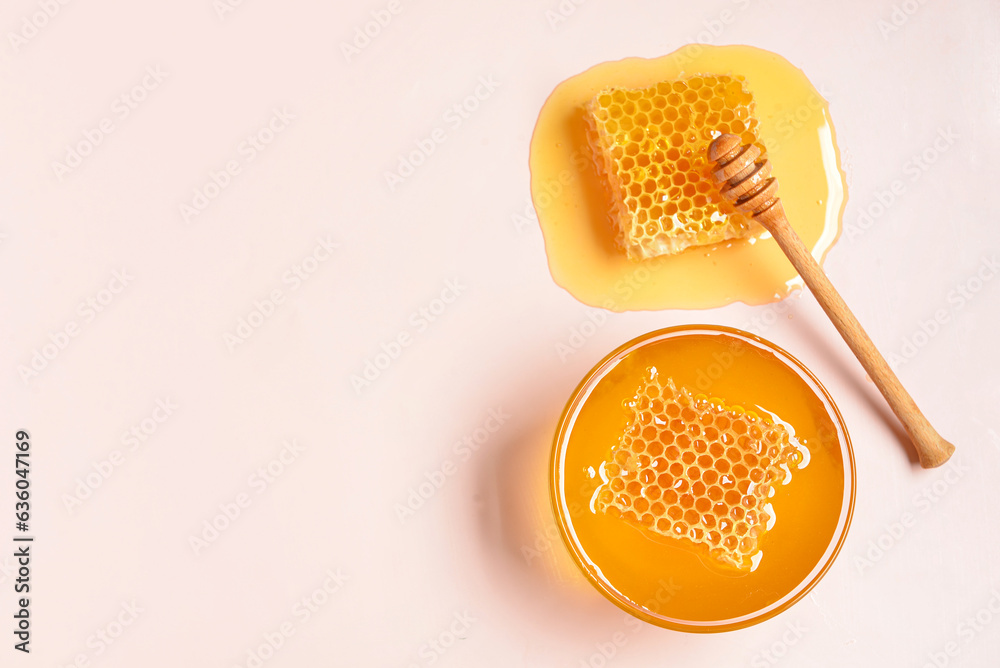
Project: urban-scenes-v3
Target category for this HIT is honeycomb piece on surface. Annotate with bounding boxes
[584,75,767,261]
[595,368,802,570]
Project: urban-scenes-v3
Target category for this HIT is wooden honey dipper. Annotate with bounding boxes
[708,133,955,468]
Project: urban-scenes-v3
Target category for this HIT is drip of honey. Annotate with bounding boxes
[529,45,847,310]
[552,328,852,630]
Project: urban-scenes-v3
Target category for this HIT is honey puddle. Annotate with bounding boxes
[529,45,847,310]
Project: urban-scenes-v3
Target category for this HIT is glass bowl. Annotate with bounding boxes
[550,325,855,632]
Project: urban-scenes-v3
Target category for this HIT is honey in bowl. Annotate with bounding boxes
[529,44,847,310]
[551,326,855,631]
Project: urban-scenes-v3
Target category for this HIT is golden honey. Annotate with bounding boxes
[530,45,846,310]
[551,327,853,631]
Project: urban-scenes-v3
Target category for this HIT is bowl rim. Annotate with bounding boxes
[549,324,856,633]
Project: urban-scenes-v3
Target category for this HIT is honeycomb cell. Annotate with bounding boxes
[594,368,801,571]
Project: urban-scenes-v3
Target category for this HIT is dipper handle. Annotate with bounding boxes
[708,133,955,468]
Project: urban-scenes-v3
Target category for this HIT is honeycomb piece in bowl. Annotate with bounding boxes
[595,368,803,570]
[584,75,767,261]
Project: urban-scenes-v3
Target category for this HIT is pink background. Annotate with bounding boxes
[1,0,998,666]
